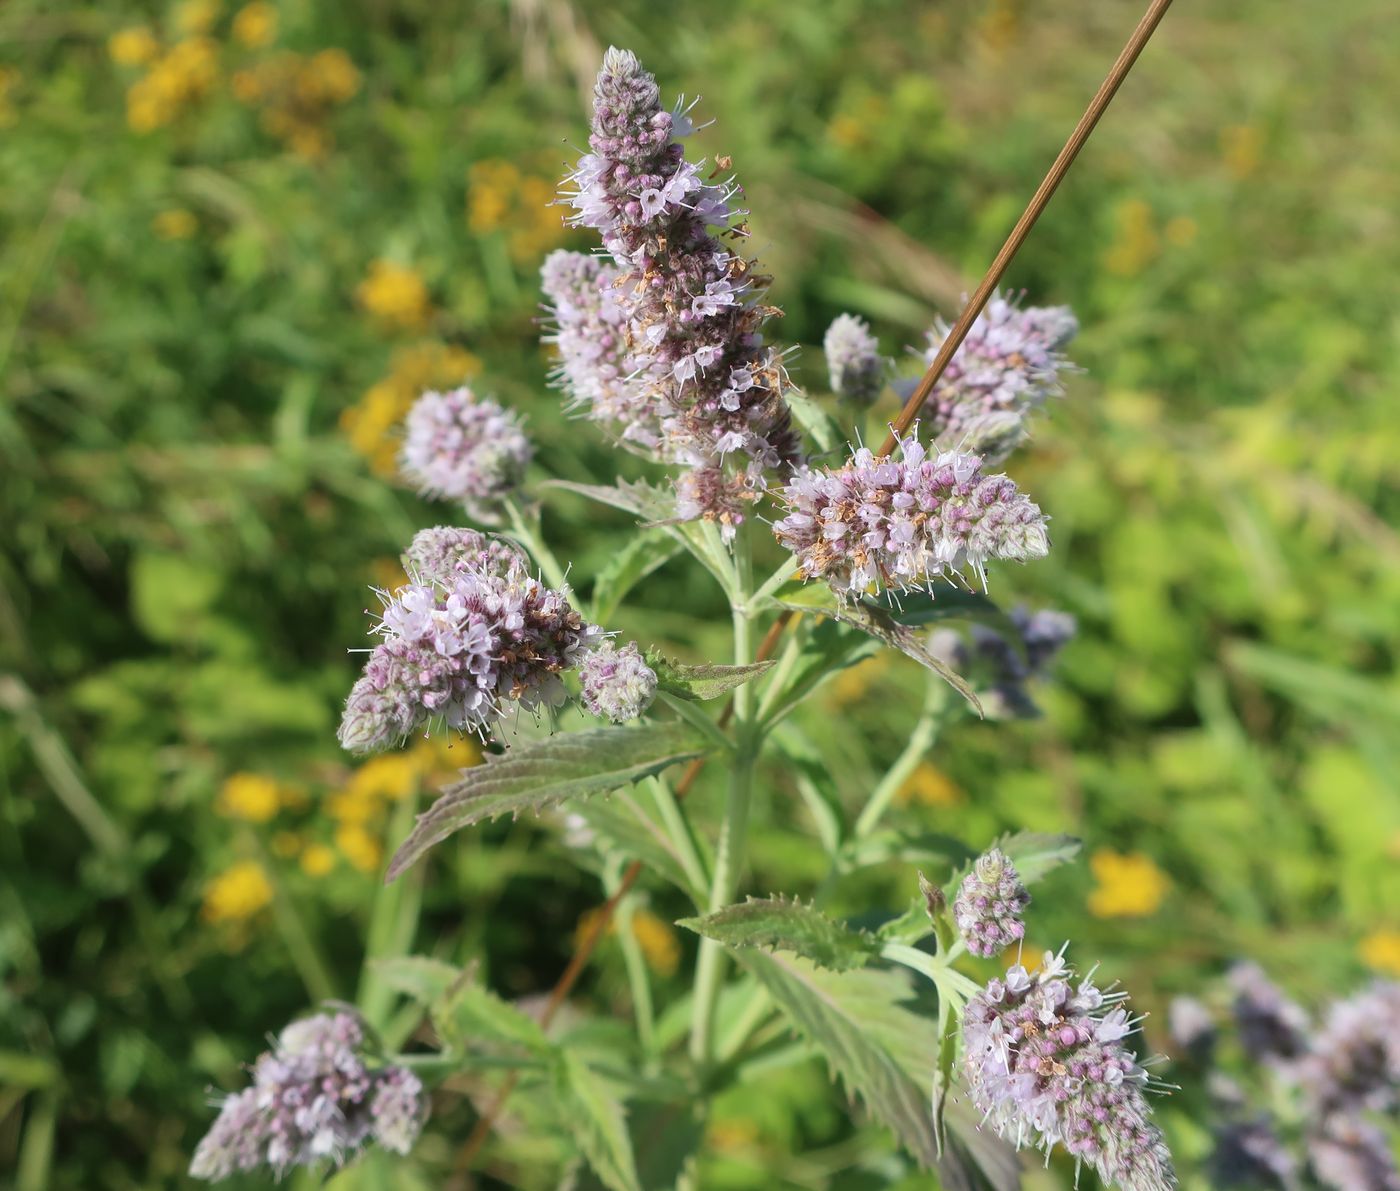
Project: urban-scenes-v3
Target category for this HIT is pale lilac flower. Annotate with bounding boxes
[578,640,657,722]
[559,48,800,532]
[823,313,885,405]
[1300,981,1400,1118]
[961,949,1177,1191]
[400,386,533,519]
[190,1012,426,1181]
[771,434,1049,598]
[540,250,663,449]
[1167,995,1217,1066]
[1228,962,1311,1068]
[1306,1115,1400,1191]
[929,605,1076,719]
[905,292,1077,442]
[401,526,527,587]
[952,848,1030,957]
[1208,1117,1298,1189]
[338,560,602,753]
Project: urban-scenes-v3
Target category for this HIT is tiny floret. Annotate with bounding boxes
[400,386,533,519]
[189,1011,426,1181]
[824,313,885,405]
[578,640,657,723]
[771,434,1049,598]
[962,949,1177,1191]
[400,526,527,587]
[952,847,1030,957]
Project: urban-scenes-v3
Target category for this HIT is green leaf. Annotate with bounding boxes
[774,582,981,713]
[435,978,554,1056]
[784,389,845,457]
[589,529,681,623]
[369,956,463,1005]
[566,795,706,904]
[732,951,939,1167]
[541,478,675,523]
[680,897,879,972]
[761,616,881,726]
[650,655,776,701]
[387,724,710,881]
[554,1053,642,1191]
[875,587,1025,663]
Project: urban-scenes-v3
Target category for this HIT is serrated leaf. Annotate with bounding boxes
[875,587,1026,663]
[761,616,881,727]
[555,1053,642,1191]
[680,897,879,972]
[941,830,1082,900]
[541,478,675,522]
[733,950,939,1167]
[435,978,554,1056]
[567,794,706,904]
[785,389,845,456]
[589,529,680,623]
[650,655,776,701]
[369,956,463,1005]
[774,582,981,714]
[387,724,710,881]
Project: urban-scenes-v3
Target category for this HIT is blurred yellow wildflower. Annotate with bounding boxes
[824,651,890,707]
[1164,215,1198,248]
[467,159,568,263]
[231,2,278,48]
[125,37,219,132]
[202,860,273,923]
[340,342,481,474]
[896,761,964,809]
[348,753,420,803]
[270,830,303,858]
[975,0,1021,59]
[217,772,281,822]
[303,49,360,103]
[300,842,337,878]
[174,0,221,36]
[230,49,358,157]
[356,260,432,332]
[1220,124,1262,179]
[707,1118,761,1153]
[152,208,198,240]
[370,556,411,596]
[1359,929,1400,978]
[336,824,383,873]
[0,68,18,128]
[1103,198,1160,278]
[575,906,680,976]
[109,27,161,67]
[1087,849,1169,918]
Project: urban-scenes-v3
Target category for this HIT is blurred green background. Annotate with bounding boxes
[2,0,1398,1187]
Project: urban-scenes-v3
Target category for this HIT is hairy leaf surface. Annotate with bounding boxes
[681,897,879,972]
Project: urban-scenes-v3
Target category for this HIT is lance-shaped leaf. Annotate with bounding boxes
[555,1052,642,1191]
[680,897,879,973]
[386,724,710,881]
[539,478,675,522]
[589,529,681,623]
[775,581,981,714]
[567,795,707,905]
[732,950,940,1167]
[784,389,843,457]
[649,654,776,702]
[940,830,1082,904]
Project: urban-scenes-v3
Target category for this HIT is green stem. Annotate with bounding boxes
[254,836,339,1005]
[755,627,804,722]
[504,498,569,591]
[690,544,758,1067]
[610,863,656,1056]
[357,786,423,1030]
[852,682,948,840]
[649,776,710,896]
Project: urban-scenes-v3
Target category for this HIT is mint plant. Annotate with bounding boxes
[191,8,1186,1186]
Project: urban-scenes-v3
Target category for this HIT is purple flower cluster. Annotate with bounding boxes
[400,386,533,520]
[961,949,1177,1191]
[540,250,663,450]
[771,435,1049,598]
[930,605,1076,719]
[823,313,884,405]
[190,1012,424,1181]
[1184,966,1400,1190]
[908,293,1077,444]
[578,640,657,723]
[401,525,527,588]
[559,47,800,539]
[338,553,601,754]
[952,847,1031,957]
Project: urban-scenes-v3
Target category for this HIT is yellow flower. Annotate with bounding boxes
[152,208,198,240]
[231,2,277,48]
[356,259,431,332]
[174,0,221,36]
[1220,124,1262,180]
[217,772,281,822]
[896,761,964,808]
[109,27,161,67]
[303,48,360,104]
[336,824,383,873]
[349,753,421,802]
[466,159,568,263]
[630,910,681,977]
[1103,198,1160,278]
[270,830,303,858]
[1360,929,1400,978]
[202,860,273,923]
[1164,215,1198,248]
[823,651,890,707]
[326,788,379,826]
[411,734,479,778]
[1087,849,1169,918]
[300,842,337,878]
[0,68,18,128]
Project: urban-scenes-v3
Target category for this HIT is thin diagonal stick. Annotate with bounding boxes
[879,0,1174,456]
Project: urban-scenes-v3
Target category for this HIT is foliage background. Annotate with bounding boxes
[1,0,1397,1186]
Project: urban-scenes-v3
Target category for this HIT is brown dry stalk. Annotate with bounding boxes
[455,0,1172,1173]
